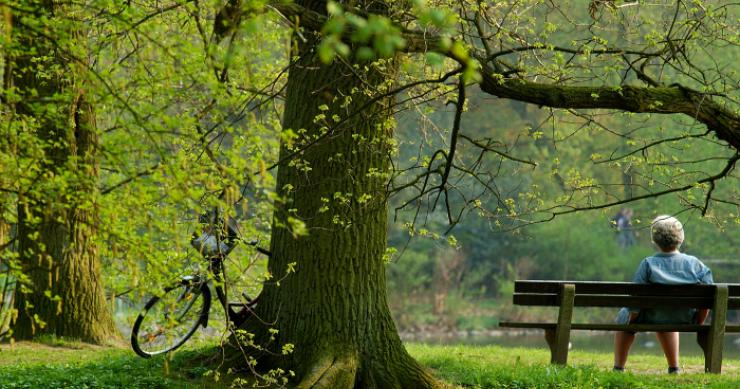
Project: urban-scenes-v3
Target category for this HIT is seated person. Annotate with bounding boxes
[613,215,713,374]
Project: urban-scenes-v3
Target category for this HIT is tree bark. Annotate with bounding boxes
[8,2,117,344]
[236,2,441,387]
[476,65,740,151]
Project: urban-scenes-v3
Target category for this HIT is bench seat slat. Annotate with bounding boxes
[515,281,740,297]
[513,293,719,308]
[499,322,740,333]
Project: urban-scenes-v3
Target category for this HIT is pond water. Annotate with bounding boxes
[403,331,740,360]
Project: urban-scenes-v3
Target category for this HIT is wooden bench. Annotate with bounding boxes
[499,280,740,373]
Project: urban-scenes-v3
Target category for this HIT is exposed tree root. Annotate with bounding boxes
[290,349,443,389]
[296,351,359,389]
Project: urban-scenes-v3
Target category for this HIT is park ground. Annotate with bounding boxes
[1,338,738,388]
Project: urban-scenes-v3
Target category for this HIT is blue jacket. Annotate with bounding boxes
[616,252,713,324]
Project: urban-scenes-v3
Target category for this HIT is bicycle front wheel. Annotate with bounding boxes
[131,280,211,358]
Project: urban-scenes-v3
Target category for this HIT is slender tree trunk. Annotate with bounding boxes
[8,2,117,343]
[237,2,440,387]
[0,217,12,335]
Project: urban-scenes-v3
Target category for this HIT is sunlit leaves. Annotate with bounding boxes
[319,2,406,63]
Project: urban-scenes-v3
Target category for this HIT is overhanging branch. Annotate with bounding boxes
[266,2,740,152]
[476,61,740,151]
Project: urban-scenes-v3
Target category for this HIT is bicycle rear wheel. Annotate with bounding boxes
[131,280,211,358]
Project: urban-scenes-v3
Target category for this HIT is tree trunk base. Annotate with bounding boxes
[215,319,443,389]
[293,348,442,389]
[296,351,358,389]
[219,330,443,388]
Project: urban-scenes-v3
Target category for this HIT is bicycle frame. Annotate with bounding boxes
[194,240,263,330]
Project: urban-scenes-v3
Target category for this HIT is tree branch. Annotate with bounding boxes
[542,152,738,217]
[476,61,739,151]
[267,2,740,152]
[459,134,537,167]
[595,130,711,164]
[432,77,466,221]
[100,162,161,195]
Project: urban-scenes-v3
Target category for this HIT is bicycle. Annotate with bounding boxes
[130,212,269,358]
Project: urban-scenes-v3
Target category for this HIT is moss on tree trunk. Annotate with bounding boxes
[8,2,117,344]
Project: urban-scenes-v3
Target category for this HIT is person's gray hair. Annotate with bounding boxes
[651,215,685,250]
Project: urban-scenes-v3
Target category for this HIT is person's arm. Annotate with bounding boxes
[698,263,714,284]
[632,260,649,284]
[693,260,713,325]
[626,260,649,316]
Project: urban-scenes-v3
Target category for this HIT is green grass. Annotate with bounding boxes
[0,340,219,388]
[408,343,740,388]
[1,339,738,388]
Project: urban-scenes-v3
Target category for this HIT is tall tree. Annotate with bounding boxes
[5,1,116,343]
[225,1,738,387]
[256,7,437,389]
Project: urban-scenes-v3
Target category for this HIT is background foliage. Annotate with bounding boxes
[0,0,737,340]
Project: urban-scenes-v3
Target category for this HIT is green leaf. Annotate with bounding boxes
[326,1,343,15]
[322,18,346,35]
[425,52,445,70]
[356,46,375,61]
[450,41,468,61]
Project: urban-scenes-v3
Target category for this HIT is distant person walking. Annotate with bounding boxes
[613,215,713,374]
[612,208,635,248]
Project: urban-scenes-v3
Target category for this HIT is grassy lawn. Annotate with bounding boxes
[409,343,740,388]
[1,339,738,388]
[0,340,215,388]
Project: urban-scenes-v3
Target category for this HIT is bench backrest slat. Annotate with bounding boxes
[512,294,740,309]
[514,281,740,297]
[512,281,740,309]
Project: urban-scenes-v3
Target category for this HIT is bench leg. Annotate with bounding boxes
[704,285,728,374]
[697,331,709,370]
[544,329,570,365]
[550,330,571,365]
[549,284,575,365]
[545,328,571,365]
[544,329,556,363]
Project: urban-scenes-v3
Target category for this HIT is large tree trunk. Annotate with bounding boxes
[237,2,440,387]
[8,2,117,343]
